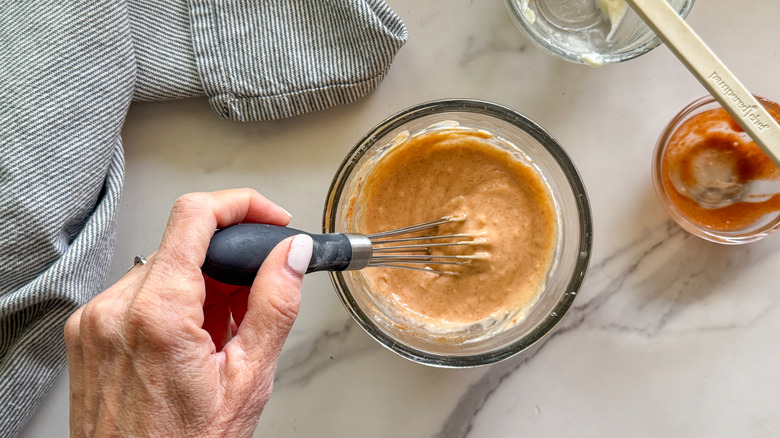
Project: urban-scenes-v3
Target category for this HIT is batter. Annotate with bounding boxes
[358,127,557,330]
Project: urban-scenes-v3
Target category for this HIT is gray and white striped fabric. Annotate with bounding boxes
[0,0,406,435]
[130,0,408,121]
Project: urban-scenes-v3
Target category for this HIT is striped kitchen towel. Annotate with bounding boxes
[0,0,407,436]
[130,0,408,120]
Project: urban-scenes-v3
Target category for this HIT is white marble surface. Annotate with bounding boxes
[21,0,780,436]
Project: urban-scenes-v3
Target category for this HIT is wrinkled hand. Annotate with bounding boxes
[65,189,313,437]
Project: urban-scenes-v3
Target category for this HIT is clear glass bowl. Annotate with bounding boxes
[505,0,695,66]
[652,95,780,245]
[323,99,593,367]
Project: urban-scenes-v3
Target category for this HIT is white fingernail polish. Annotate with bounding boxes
[287,234,313,276]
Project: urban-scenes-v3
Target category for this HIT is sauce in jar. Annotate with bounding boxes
[660,100,780,232]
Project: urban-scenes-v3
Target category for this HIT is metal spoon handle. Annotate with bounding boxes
[626,0,780,167]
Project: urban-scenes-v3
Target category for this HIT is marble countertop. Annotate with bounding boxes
[22,0,780,436]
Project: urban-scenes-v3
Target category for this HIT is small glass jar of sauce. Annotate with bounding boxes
[653,95,780,244]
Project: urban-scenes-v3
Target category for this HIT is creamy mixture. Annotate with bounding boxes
[520,0,627,31]
[519,0,628,66]
[358,128,557,330]
[597,0,628,39]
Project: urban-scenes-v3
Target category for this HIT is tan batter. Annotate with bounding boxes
[358,128,557,329]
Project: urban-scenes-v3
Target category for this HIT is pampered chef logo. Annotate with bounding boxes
[708,71,771,132]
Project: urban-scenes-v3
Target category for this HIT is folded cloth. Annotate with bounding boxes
[130,0,408,120]
[0,0,406,435]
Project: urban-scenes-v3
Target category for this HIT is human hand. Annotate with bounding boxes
[65,189,313,437]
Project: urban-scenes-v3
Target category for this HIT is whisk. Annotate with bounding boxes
[201,216,481,286]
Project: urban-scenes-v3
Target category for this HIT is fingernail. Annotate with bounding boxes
[287,234,313,276]
[280,207,293,219]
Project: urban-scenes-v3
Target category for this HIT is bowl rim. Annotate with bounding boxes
[322,98,593,367]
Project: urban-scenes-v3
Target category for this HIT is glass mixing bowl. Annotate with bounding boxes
[505,0,694,66]
[323,99,592,367]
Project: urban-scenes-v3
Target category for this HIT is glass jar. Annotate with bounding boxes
[653,95,780,244]
[505,0,694,66]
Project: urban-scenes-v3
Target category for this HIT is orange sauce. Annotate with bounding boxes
[358,129,557,328]
[661,101,780,231]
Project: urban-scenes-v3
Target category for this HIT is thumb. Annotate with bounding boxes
[230,234,313,366]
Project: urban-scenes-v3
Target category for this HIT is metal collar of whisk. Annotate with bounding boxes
[344,234,373,270]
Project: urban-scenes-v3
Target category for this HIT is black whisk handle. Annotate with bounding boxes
[202,223,353,286]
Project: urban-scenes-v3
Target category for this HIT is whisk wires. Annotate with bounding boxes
[366,216,482,275]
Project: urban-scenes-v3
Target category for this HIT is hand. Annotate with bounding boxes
[65,189,313,437]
